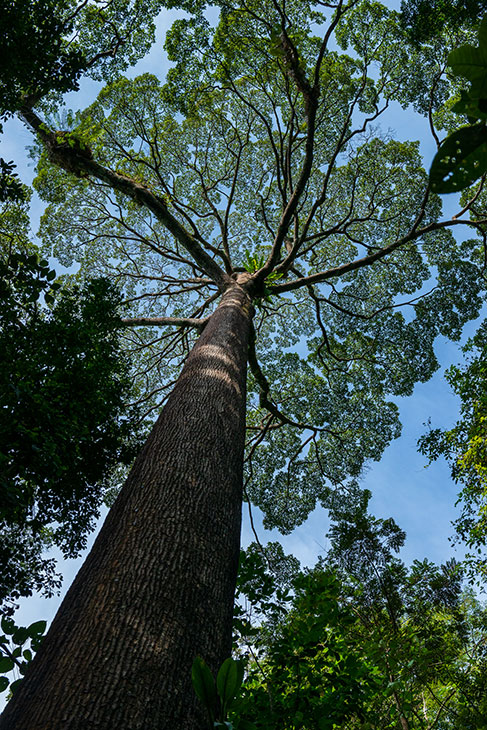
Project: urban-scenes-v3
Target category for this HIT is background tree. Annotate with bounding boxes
[0,0,166,200]
[420,320,487,584]
[2,1,487,728]
[0,193,142,617]
[401,0,487,45]
[232,494,487,729]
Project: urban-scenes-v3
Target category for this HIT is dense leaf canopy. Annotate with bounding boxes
[26,0,487,536]
[0,198,142,613]
[233,496,487,728]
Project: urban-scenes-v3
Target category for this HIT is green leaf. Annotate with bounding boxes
[0,676,9,693]
[23,649,32,661]
[9,678,23,693]
[191,656,218,722]
[449,43,487,85]
[1,617,15,635]
[452,90,487,121]
[27,620,47,638]
[12,627,29,645]
[429,124,487,193]
[216,658,241,713]
[0,657,14,672]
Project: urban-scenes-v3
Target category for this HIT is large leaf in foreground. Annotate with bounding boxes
[430,124,487,192]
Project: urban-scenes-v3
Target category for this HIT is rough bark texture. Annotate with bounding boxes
[0,284,253,730]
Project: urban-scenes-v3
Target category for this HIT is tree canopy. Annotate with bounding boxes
[27,0,487,536]
[0,194,142,616]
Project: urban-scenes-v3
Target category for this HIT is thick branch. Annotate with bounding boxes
[121,316,210,331]
[20,106,231,292]
[270,216,487,294]
[257,35,320,280]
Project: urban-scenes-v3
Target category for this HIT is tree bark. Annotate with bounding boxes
[0,283,253,730]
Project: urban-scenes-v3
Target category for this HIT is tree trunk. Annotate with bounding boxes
[0,284,253,730]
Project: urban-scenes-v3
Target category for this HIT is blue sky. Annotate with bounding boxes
[1,0,485,708]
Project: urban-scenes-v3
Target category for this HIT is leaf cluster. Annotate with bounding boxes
[0,231,143,612]
[233,495,487,729]
[401,0,487,45]
[0,616,46,697]
[419,319,487,582]
[192,656,256,730]
[430,17,487,192]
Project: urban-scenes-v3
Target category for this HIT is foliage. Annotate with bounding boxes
[401,0,487,45]
[235,568,381,729]
[0,199,142,613]
[192,656,256,729]
[0,161,26,204]
[0,0,85,121]
[7,2,487,721]
[0,616,46,697]
[420,320,487,583]
[27,0,487,539]
[0,0,168,119]
[430,17,487,193]
[0,0,168,202]
[233,496,487,729]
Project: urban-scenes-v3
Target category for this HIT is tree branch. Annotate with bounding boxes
[20,106,231,292]
[120,316,209,330]
[270,216,487,294]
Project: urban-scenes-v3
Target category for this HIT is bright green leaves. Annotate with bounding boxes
[419,319,487,582]
[430,17,487,192]
[234,500,487,729]
[235,564,382,729]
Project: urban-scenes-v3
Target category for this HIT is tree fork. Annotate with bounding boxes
[0,284,254,730]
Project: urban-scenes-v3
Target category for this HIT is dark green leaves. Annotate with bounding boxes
[0,237,143,611]
[0,657,14,673]
[0,617,47,696]
[401,0,487,45]
[0,0,85,119]
[430,124,487,193]
[0,160,26,204]
[430,17,487,192]
[192,656,218,723]
[449,19,487,91]
[191,656,250,728]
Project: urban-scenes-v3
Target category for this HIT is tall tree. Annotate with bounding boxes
[1,1,487,728]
